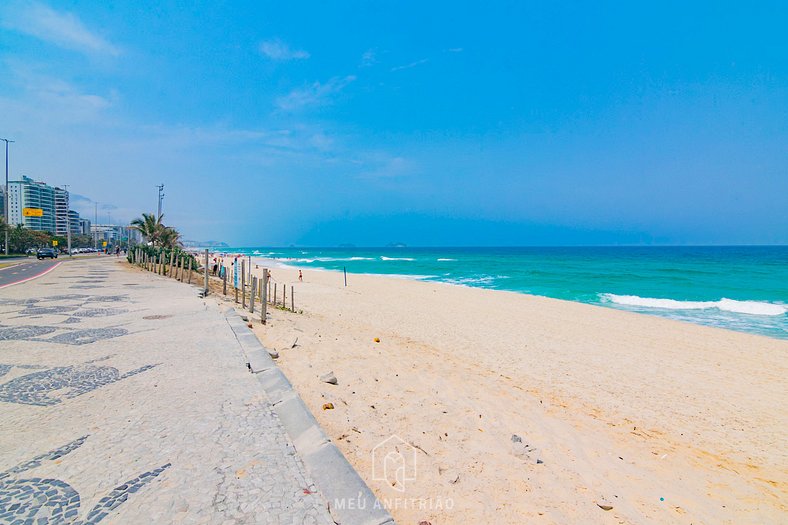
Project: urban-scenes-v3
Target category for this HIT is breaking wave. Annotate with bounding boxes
[600,294,786,317]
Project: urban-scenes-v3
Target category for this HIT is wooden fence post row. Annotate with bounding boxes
[241,259,246,308]
[249,276,257,314]
[261,268,268,324]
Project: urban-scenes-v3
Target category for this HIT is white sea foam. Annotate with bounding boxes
[437,258,457,261]
[372,273,437,281]
[446,275,496,286]
[600,294,786,317]
[380,256,415,261]
[291,256,375,263]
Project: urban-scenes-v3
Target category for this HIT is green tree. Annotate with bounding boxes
[158,226,181,249]
[8,224,51,253]
[131,213,164,246]
[131,213,182,249]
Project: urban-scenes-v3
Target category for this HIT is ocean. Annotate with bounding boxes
[227,246,787,340]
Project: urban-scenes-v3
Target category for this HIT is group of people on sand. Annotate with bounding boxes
[205,254,303,283]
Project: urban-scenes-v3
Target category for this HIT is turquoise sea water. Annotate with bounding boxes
[228,246,788,339]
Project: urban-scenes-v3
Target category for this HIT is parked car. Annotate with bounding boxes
[36,247,58,259]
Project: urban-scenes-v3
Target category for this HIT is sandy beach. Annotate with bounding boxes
[217,257,787,524]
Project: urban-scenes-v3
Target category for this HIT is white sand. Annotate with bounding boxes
[235,260,786,524]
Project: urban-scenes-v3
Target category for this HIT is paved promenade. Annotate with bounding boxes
[0,258,339,524]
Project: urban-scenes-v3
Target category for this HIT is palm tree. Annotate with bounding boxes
[159,226,181,249]
[131,213,164,246]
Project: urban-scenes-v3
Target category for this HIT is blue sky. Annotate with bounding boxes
[1,1,786,246]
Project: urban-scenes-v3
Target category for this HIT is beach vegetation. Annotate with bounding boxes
[131,212,182,249]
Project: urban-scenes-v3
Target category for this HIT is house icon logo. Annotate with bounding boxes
[371,435,417,492]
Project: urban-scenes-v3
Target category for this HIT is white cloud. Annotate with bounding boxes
[357,155,414,180]
[360,49,377,67]
[1,1,119,56]
[390,58,429,72]
[259,38,310,61]
[275,75,356,111]
[1,61,114,120]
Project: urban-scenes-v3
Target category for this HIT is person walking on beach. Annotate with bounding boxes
[298,270,303,282]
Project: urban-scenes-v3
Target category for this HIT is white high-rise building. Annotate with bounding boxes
[8,176,57,233]
[54,187,70,236]
[68,210,81,236]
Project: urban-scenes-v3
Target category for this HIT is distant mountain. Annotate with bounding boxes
[385,242,407,248]
[182,240,229,248]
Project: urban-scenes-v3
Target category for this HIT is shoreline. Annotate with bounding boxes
[216,255,788,524]
[242,255,786,342]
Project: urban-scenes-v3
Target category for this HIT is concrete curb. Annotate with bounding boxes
[224,309,396,525]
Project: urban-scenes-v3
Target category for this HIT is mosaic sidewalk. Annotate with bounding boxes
[0,258,334,524]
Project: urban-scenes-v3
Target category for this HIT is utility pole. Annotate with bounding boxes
[1,138,14,256]
[157,183,165,218]
[63,184,72,257]
[94,202,98,250]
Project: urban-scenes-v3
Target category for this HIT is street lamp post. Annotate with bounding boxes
[157,184,164,218]
[1,138,14,256]
[63,184,72,257]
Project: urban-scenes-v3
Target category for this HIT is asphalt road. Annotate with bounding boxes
[0,259,61,289]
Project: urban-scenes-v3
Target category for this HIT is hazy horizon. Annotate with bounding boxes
[1,1,786,246]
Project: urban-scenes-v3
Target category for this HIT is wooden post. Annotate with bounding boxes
[168,251,175,277]
[187,258,192,284]
[179,256,185,281]
[273,283,277,307]
[249,276,256,313]
[222,269,227,295]
[234,263,239,303]
[241,259,246,308]
[344,266,347,286]
[291,285,294,312]
[203,249,209,296]
[261,268,268,324]
[283,284,286,310]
